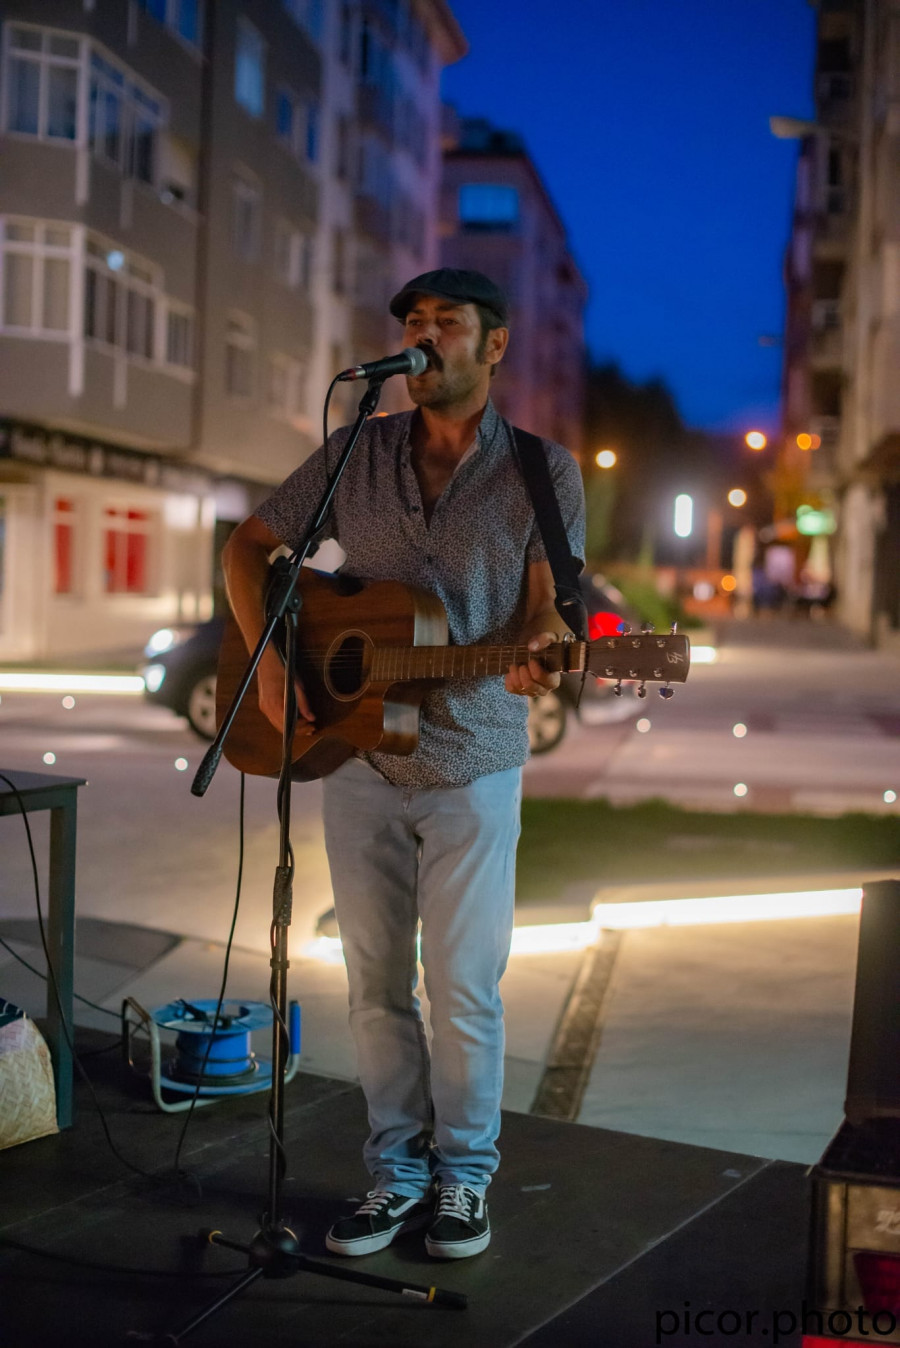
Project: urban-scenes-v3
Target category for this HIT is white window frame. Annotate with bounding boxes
[88,48,165,188]
[84,233,161,365]
[225,311,257,401]
[2,23,83,143]
[164,302,195,376]
[234,17,265,119]
[0,218,76,339]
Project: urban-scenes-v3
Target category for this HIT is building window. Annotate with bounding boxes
[276,87,319,164]
[54,497,77,595]
[234,18,265,118]
[84,237,160,362]
[0,220,73,335]
[165,307,193,368]
[458,184,520,231]
[5,26,80,141]
[282,0,323,43]
[87,53,164,186]
[134,1,205,52]
[103,507,152,594]
[266,353,303,420]
[231,173,262,262]
[274,220,312,289]
[225,313,256,399]
[332,229,346,295]
[339,5,353,65]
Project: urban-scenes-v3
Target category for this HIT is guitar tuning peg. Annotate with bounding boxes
[659,686,675,700]
[641,622,655,634]
[637,682,647,698]
[670,621,678,635]
[617,622,632,636]
[613,679,623,697]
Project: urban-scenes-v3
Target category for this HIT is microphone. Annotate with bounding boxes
[337,347,429,382]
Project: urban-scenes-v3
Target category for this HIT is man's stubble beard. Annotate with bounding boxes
[407,359,487,411]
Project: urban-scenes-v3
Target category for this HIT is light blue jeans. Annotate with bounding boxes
[321,755,522,1198]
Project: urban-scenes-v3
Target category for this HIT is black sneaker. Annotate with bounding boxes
[425,1184,490,1259]
[325,1189,430,1257]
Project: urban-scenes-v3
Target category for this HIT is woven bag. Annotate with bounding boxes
[0,1004,58,1150]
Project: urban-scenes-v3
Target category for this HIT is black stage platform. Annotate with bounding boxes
[1,1033,810,1348]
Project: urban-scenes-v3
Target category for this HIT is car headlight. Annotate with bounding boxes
[142,664,167,693]
[144,627,183,657]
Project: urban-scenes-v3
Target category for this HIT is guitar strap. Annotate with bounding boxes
[508,424,589,643]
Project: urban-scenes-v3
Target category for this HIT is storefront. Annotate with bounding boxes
[0,419,256,662]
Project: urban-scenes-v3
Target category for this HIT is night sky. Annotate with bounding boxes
[441,0,817,434]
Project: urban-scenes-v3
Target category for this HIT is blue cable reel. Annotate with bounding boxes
[121,996,302,1114]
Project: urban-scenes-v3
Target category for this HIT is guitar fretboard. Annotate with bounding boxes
[369,643,582,683]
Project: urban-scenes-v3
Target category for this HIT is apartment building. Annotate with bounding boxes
[0,0,464,660]
[781,0,900,645]
[440,115,587,458]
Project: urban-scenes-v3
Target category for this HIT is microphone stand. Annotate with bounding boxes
[135,378,464,1344]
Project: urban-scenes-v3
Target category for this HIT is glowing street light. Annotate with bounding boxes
[594,449,617,469]
[745,430,767,451]
[673,493,693,538]
[727,488,747,508]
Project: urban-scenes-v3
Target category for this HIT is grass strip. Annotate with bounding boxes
[516,797,900,904]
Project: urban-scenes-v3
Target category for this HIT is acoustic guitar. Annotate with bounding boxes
[216,568,690,780]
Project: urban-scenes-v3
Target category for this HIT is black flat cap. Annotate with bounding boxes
[389,268,509,326]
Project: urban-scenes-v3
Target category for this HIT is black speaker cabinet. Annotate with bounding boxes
[806,881,900,1345]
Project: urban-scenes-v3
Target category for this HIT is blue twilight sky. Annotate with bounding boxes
[441,0,817,433]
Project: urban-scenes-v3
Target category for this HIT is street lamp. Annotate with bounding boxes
[745,430,767,451]
[595,449,617,469]
[727,488,747,508]
[673,493,693,539]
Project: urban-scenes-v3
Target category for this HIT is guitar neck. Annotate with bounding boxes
[367,632,690,686]
[370,643,564,683]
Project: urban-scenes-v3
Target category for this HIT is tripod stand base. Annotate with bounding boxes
[131,1225,467,1343]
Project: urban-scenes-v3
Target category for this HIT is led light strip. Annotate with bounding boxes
[300,887,864,962]
[0,673,145,694]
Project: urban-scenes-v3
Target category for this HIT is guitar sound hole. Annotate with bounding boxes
[327,634,368,698]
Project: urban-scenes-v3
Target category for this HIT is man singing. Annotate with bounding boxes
[222,269,585,1259]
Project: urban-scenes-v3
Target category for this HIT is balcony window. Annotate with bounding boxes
[88,53,164,186]
[235,18,265,119]
[458,184,519,232]
[5,26,80,141]
[83,236,161,363]
[0,220,73,335]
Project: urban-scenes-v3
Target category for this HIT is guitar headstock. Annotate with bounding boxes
[567,633,691,688]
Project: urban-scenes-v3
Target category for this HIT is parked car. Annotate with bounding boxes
[140,618,223,739]
[525,573,643,754]
[140,574,641,751]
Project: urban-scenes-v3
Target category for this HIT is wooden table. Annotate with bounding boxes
[0,768,87,1128]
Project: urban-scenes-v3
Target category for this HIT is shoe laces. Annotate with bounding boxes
[356,1189,399,1215]
[436,1185,478,1220]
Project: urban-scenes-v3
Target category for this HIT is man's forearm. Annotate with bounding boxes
[222,528,277,663]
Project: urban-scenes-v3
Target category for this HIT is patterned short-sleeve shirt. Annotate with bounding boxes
[255,398,585,788]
